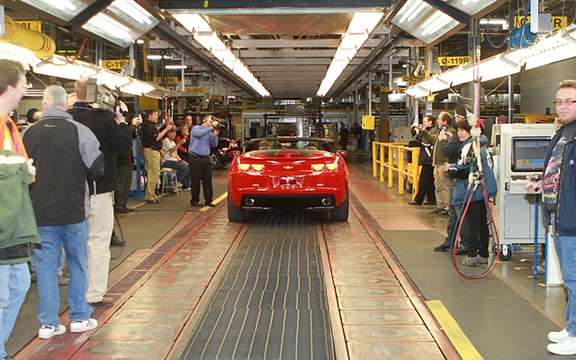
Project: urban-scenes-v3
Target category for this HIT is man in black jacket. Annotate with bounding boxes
[24,85,104,339]
[114,112,133,214]
[410,115,437,205]
[68,78,131,305]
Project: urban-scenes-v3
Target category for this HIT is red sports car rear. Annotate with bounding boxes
[227,138,349,222]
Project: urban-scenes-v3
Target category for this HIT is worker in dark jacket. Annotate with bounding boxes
[538,80,576,356]
[410,115,437,205]
[68,78,131,305]
[24,85,104,340]
[114,112,133,214]
[0,60,40,360]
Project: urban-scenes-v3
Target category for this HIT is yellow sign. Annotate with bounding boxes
[14,20,42,32]
[153,76,179,84]
[362,114,375,130]
[514,16,568,30]
[102,59,129,71]
[186,87,207,96]
[437,56,471,67]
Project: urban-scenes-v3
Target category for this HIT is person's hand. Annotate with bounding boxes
[180,160,188,167]
[438,131,447,141]
[213,128,220,136]
[26,158,36,177]
[527,177,543,193]
[166,124,175,131]
[442,162,451,172]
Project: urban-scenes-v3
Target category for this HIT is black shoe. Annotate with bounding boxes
[110,235,125,247]
[408,201,422,206]
[433,243,451,252]
[204,202,215,207]
[190,201,201,207]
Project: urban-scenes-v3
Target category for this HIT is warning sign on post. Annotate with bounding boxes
[362,114,375,130]
[514,16,568,30]
[102,59,129,71]
[437,56,471,67]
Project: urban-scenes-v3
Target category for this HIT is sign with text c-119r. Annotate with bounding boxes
[437,56,471,67]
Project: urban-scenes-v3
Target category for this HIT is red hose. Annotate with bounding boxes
[451,181,501,279]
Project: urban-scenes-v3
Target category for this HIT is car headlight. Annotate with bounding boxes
[251,164,265,171]
[311,164,325,171]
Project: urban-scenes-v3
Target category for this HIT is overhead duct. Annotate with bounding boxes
[0,16,56,59]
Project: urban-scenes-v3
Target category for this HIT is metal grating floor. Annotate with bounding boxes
[181,213,335,360]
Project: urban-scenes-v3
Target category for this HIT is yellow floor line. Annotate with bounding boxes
[426,300,484,360]
[200,192,228,212]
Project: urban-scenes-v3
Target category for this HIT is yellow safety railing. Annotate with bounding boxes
[372,142,420,200]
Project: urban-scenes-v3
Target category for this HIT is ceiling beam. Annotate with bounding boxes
[159,0,391,11]
[69,0,114,27]
[245,58,332,65]
[421,0,470,24]
[233,39,340,48]
[249,65,328,72]
[239,49,336,58]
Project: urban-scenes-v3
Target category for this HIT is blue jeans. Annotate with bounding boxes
[162,160,190,188]
[0,263,30,358]
[34,222,92,326]
[555,235,576,335]
[30,246,65,277]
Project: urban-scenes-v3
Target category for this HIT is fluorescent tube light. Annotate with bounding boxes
[120,79,155,95]
[172,13,269,97]
[165,64,187,70]
[0,42,41,69]
[33,55,97,80]
[19,0,90,21]
[82,13,134,47]
[392,0,460,44]
[146,54,163,60]
[317,12,383,97]
[109,0,155,25]
[479,18,509,30]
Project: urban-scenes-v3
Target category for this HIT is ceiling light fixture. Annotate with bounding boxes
[19,0,90,21]
[165,64,188,70]
[172,13,270,97]
[406,27,576,97]
[317,12,383,97]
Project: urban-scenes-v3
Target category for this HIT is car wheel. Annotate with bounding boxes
[227,196,245,222]
[210,153,220,169]
[332,193,349,222]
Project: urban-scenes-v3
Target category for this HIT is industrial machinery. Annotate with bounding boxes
[491,123,556,260]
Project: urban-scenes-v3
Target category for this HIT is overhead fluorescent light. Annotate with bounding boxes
[392,0,460,44]
[406,27,576,97]
[146,54,163,60]
[120,79,155,95]
[19,0,90,21]
[0,42,41,69]
[165,64,187,70]
[480,18,509,30]
[81,0,158,48]
[33,55,97,80]
[446,0,501,16]
[172,13,270,97]
[317,12,383,97]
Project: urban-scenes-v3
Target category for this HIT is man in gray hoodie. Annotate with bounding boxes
[24,86,104,340]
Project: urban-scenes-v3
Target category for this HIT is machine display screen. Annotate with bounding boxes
[511,138,550,172]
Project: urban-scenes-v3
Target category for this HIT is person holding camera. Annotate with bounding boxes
[141,110,174,203]
[188,115,219,207]
[69,78,131,305]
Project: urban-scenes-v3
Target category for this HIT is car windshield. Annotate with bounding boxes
[246,138,334,152]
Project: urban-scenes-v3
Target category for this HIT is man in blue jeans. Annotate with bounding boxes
[24,86,105,339]
[536,80,576,356]
[188,115,219,207]
[0,60,41,360]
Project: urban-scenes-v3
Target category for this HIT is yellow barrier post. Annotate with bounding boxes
[379,144,385,182]
[388,145,394,188]
[398,147,405,194]
[372,142,378,178]
[411,148,420,201]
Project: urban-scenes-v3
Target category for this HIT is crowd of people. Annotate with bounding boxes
[410,106,497,266]
[0,59,221,359]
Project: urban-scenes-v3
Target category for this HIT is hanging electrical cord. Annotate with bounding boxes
[450,140,502,279]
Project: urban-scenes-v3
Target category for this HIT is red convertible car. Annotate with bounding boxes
[227,137,349,222]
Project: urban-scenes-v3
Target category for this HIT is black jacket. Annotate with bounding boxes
[69,103,131,194]
[23,108,104,226]
[117,122,132,166]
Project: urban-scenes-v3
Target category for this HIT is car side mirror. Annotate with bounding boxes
[336,150,348,158]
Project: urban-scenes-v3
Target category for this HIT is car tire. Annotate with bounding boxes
[210,153,220,169]
[227,196,245,222]
[332,193,349,222]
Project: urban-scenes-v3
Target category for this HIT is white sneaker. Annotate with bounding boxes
[549,329,570,343]
[547,335,576,355]
[70,318,98,333]
[38,324,66,339]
